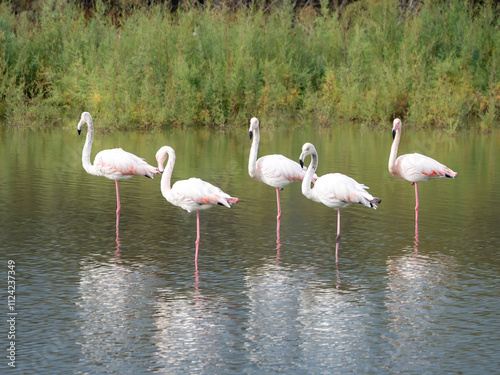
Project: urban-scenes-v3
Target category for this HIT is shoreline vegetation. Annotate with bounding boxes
[0,0,498,130]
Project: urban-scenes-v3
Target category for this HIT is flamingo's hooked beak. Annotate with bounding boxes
[249,131,253,140]
[77,129,81,135]
[392,129,396,139]
[300,159,304,169]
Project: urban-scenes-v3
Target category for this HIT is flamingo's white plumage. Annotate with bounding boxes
[388,118,457,219]
[77,112,159,218]
[156,146,239,263]
[248,117,314,233]
[299,142,381,260]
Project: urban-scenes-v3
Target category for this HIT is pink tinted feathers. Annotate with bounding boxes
[95,148,159,180]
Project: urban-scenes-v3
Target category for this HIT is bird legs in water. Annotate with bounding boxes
[413,182,419,211]
[115,181,121,216]
[115,180,122,234]
[275,188,282,236]
[195,211,201,263]
[412,182,419,228]
[335,210,341,262]
[413,182,419,255]
[114,181,122,257]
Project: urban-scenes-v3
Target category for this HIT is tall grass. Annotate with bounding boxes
[0,0,498,129]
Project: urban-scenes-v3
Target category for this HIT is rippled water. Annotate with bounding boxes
[1,123,499,374]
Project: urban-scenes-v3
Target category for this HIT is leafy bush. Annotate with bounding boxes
[0,0,498,129]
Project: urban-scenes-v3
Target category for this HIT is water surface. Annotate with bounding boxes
[1,122,499,374]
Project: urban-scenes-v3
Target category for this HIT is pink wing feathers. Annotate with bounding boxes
[312,173,378,209]
[169,178,239,213]
[94,148,158,180]
[256,154,310,188]
[396,153,457,183]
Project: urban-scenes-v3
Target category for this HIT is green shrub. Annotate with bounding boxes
[0,0,498,129]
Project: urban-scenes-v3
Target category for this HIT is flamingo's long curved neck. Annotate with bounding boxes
[389,128,401,177]
[302,150,318,200]
[160,150,175,199]
[248,125,260,179]
[81,119,97,176]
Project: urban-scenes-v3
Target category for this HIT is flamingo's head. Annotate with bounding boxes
[77,112,92,135]
[155,146,175,173]
[299,142,316,169]
[249,117,259,140]
[392,118,402,139]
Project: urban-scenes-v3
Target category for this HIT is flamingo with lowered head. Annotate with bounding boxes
[156,146,239,263]
[77,112,159,220]
[248,117,315,234]
[299,142,381,260]
[388,118,457,225]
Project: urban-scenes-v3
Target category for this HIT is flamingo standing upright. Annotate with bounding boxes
[77,112,159,229]
[248,117,314,237]
[388,118,457,229]
[299,143,381,260]
[156,146,239,263]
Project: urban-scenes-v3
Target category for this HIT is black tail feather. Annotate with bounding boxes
[370,197,382,208]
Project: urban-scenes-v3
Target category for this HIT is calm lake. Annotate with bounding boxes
[1,120,499,374]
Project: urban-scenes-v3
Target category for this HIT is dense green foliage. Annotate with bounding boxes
[0,0,498,129]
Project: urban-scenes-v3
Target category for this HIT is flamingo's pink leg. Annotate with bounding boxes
[276,189,281,258]
[414,182,419,211]
[414,182,419,228]
[195,211,200,263]
[275,188,281,235]
[414,182,420,256]
[114,181,122,257]
[115,181,121,216]
[335,209,341,261]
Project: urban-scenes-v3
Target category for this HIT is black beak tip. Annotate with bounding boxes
[249,131,253,140]
[392,129,395,139]
[300,160,304,168]
[77,129,81,135]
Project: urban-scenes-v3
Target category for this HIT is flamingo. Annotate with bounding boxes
[156,146,239,263]
[248,117,315,236]
[77,112,159,225]
[388,118,457,227]
[299,142,381,260]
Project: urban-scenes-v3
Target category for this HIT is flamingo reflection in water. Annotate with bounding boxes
[299,143,381,261]
[156,146,239,264]
[388,118,457,234]
[414,221,419,257]
[115,225,122,260]
[77,112,159,235]
[248,117,316,245]
[385,249,458,364]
